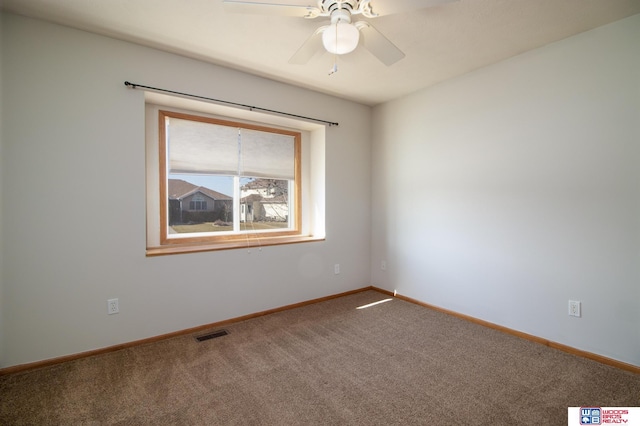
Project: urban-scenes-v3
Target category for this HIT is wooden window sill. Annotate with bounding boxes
[146,235,325,256]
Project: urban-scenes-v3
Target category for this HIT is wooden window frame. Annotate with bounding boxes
[157,110,302,251]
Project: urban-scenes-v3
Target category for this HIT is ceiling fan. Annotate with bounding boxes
[222,0,457,67]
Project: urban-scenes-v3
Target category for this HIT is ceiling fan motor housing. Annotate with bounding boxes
[330,8,353,24]
[320,0,358,13]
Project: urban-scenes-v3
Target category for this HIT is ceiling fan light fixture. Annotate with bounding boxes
[322,21,360,55]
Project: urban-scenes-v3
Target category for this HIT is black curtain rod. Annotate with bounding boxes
[124,81,339,127]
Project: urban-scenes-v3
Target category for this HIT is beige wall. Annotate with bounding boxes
[371,14,640,366]
[0,13,372,368]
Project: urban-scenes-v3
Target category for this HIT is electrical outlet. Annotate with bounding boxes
[334,264,340,275]
[568,300,581,317]
[107,298,119,315]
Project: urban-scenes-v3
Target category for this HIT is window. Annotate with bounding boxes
[189,200,207,211]
[145,93,326,256]
[158,110,302,249]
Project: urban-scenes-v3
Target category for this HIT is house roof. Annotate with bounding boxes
[241,194,264,203]
[168,179,231,201]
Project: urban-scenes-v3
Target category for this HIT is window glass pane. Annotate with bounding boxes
[240,178,290,230]
[160,111,300,245]
[167,175,234,234]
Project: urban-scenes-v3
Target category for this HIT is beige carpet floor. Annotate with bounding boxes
[1,290,639,425]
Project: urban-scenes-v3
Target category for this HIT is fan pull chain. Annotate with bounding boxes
[329,58,338,75]
[329,21,339,75]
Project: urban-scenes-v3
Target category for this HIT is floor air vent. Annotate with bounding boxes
[195,330,229,342]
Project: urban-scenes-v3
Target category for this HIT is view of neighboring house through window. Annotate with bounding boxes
[159,110,301,245]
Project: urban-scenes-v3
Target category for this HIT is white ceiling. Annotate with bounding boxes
[2,0,639,105]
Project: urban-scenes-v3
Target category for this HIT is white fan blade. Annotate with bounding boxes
[367,0,458,17]
[223,1,319,18]
[288,27,326,64]
[356,22,405,66]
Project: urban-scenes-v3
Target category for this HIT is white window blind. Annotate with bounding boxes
[167,117,295,179]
